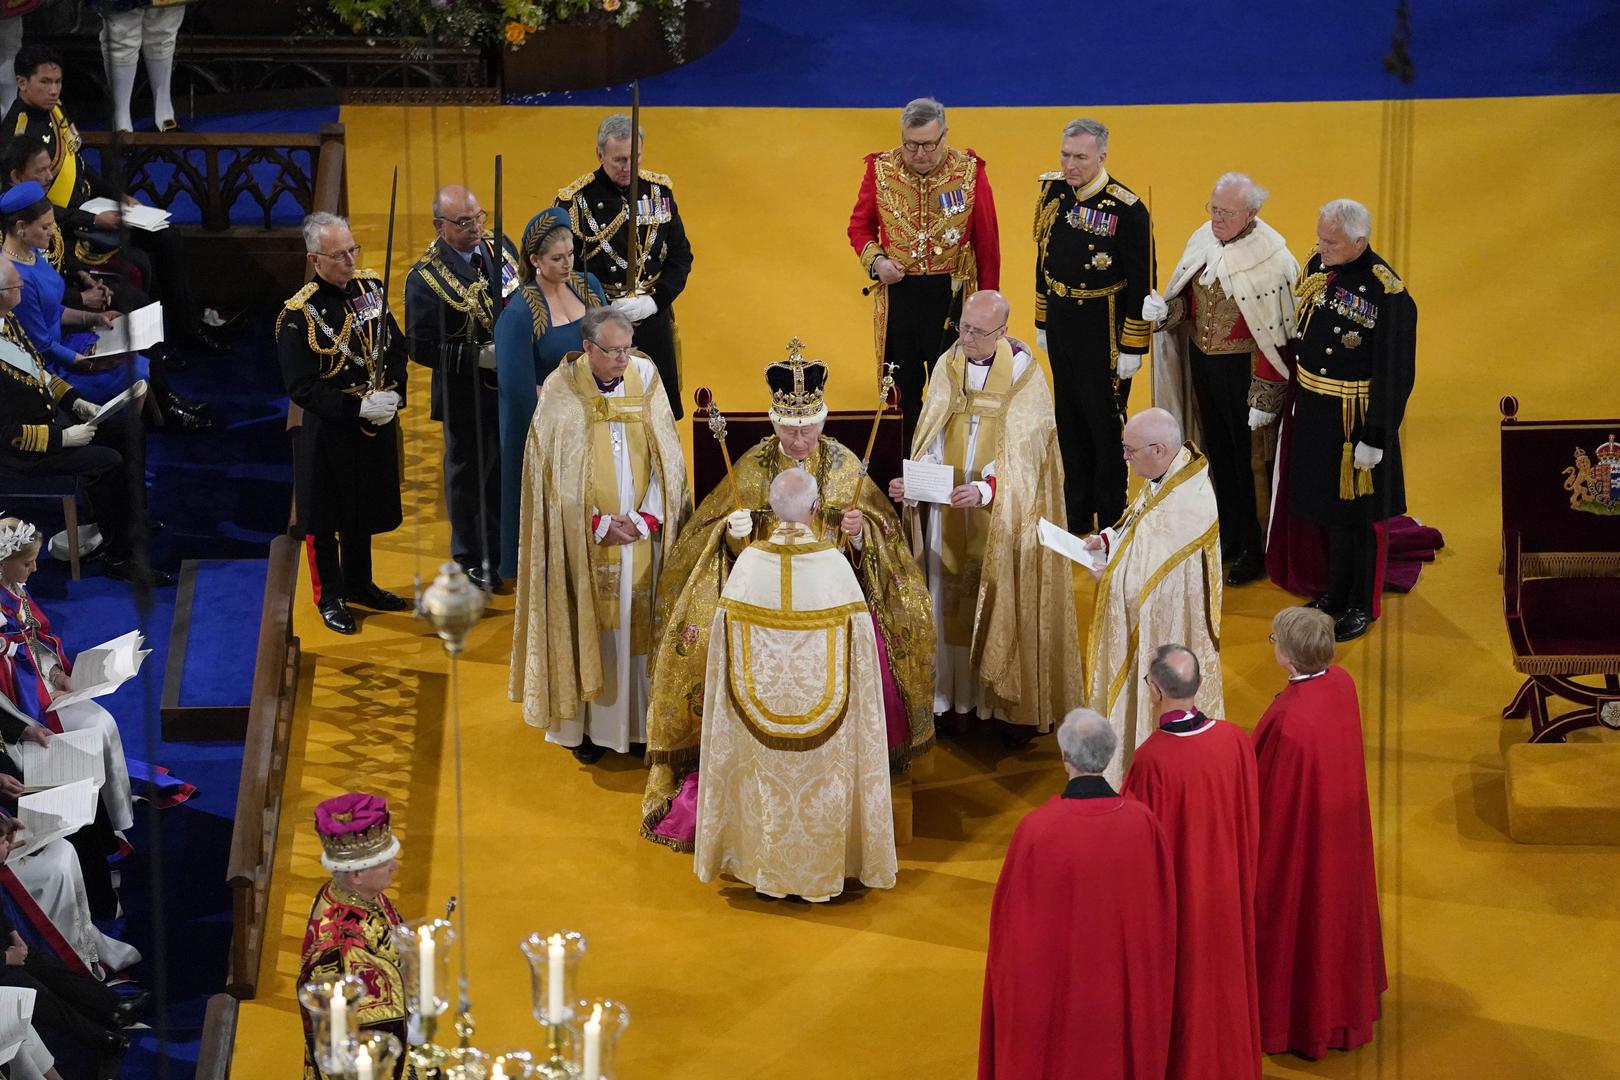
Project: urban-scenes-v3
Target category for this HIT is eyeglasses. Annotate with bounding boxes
[1121,441,1162,456]
[587,342,633,359]
[316,244,362,262]
[1205,203,1247,221]
[958,321,1006,340]
[0,285,20,293]
[436,210,488,231]
[902,138,943,153]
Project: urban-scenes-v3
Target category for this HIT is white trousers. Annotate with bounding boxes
[100,5,187,65]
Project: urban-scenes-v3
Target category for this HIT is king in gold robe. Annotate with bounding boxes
[509,317,690,761]
[694,469,896,901]
[898,292,1082,732]
[1084,409,1224,786]
[641,342,934,847]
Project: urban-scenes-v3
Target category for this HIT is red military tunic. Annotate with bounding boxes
[979,775,1175,1080]
[1124,710,1262,1080]
[1252,665,1386,1058]
[847,146,1000,291]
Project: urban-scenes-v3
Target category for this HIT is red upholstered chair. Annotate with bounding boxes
[1499,396,1620,741]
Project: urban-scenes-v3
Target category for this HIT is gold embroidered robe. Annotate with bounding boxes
[904,342,1082,730]
[641,435,935,848]
[693,526,897,898]
[508,353,690,736]
[1086,444,1224,786]
[298,883,418,1080]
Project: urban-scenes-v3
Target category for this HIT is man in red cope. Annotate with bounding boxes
[1123,643,1261,1080]
[1253,607,1386,1058]
[848,96,999,444]
[979,709,1175,1080]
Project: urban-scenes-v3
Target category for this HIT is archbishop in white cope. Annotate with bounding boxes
[694,467,896,902]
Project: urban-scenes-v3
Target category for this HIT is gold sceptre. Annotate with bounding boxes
[836,362,898,550]
[694,387,742,512]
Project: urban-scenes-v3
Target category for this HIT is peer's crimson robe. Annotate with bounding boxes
[979,777,1175,1080]
[1252,665,1386,1058]
[1124,711,1262,1080]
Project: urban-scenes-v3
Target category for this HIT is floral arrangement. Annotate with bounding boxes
[325,0,695,56]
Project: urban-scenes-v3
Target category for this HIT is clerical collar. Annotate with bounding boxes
[1288,668,1329,683]
[1159,709,1213,735]
[595,375,623,393]
[1062,775,1116,800]
[966,351,994,367]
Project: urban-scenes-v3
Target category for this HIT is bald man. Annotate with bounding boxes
[404,184,520,591]
[893,290,1080,736]
[1081,407,1223,784]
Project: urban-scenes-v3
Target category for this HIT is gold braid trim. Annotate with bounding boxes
[1297,369,1373,499]
[415,256,494,330]
[1293,268,1331,338]
[1518,553,1620,578]
[44,229,64,272]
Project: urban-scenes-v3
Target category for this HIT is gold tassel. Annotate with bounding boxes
[1340,440,1356,500]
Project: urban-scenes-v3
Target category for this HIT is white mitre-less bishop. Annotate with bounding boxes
[1085,443,1225,787]
[694,470,896,902]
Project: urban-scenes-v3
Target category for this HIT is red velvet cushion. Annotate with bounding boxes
[1517,578,1620,659]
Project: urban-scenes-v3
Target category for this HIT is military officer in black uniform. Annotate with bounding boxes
[1286,198,1415,642]
[1034,118,1155,534]
[278,212,411,635]
[403,184,517,593]
[555,113,692,419]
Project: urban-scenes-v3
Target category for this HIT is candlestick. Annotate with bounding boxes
[582,1003,602,1080]
[355,1043,374,1080]
[328,987,348,1071]
[547,936,566,1021]
[417,925,436,1015]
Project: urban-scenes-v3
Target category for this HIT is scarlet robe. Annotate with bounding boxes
[979,780,1175,1080]
[1124,713,1262,1080]
[1252,666,1386,1058]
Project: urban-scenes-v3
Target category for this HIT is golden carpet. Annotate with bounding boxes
[231,94,1620,1077]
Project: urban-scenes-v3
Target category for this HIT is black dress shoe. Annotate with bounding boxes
[1225,551,1265,586]
[571,738,607,765]
[112,988,152,1027]
[350,583,411,612]
[318,599,357,634]
[464,564,503,593]
[1305,593,1347,616]
[1334,608,1374,642]
[156,399,213,432]
[103,556,174,587]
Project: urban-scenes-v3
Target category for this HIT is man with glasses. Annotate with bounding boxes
[510,307,689,765]
[1034,117,1155,535]
[555,114,693,419]
[849,97,1000,445]
[278,212,410,635]
[1153,173,1297,586]
[404,184,519,592]
[890,290,1077,740]
[1079,407,1222,785]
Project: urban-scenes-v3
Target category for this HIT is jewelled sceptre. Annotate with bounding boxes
[694,387,743,511]
[836,362,897,550]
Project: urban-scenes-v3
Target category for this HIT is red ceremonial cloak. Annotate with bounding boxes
[1252,666,1386,1058]
[1124,713,1262,1080]
[979,784,1176,1080]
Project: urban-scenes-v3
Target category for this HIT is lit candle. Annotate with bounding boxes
[582,1002,603,1080]
[328,986,348,1070]
[547,935,566,1021]
[355,1043,374,1080]
[416,926,436,1015]
[491,1063,508,1080]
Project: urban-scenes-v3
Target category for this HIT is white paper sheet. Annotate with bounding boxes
[46,629,146,710]
[78,198,171,231]
[10,729,105,791]
[93,301,165,355]
[902,458,957,504]
[86,380,149,427]
[13,778,98,858]
[1037,517,1107,572]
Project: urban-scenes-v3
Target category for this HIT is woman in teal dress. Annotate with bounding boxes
[495,207,605,579]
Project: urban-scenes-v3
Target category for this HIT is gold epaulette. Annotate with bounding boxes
[281,280,318,312]
[1038,170,1063,182]
[638,167,673,188]
[1104,182,1139,206]
[1372,264,1406,295]
[11,113,25,138]
[557,171,595,201]
[354,267,383,281]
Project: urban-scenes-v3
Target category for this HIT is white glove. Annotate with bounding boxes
[611,294,657,323]
[370,389,401,410]
[1141,291,1169,324]
[1116,352,1143,380]
[1036,329,1048,353]
[1248,408,1278,430]
[727,509,753,539]
[69,398,98,421]
[1353,442,1383,470]
[61,424,94,447]
[358,392,397,426]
